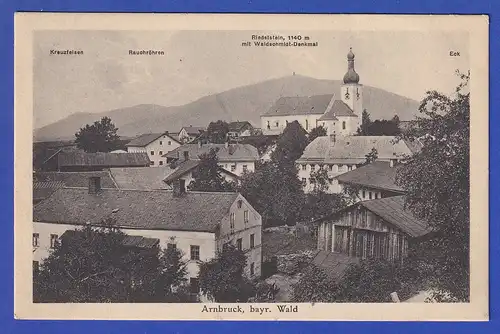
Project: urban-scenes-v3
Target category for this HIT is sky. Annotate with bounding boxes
[33,30,469,128]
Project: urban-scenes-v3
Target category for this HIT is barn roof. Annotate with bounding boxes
[163,143,259,162]
[335,161,405,193]
[58,152,150,168]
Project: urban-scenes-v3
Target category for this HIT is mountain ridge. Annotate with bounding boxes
[34,75,421,141]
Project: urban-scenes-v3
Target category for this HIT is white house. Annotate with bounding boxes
[178,126,206,143]
[163,142,260,177]
[126,132,181,167]
[260,48,363,136]
[296,135,422,194]
[32,176,262,296]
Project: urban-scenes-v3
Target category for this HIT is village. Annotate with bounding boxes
[31,49,470,304]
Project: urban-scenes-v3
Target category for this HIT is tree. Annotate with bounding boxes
[238,161,305,227]
[308,126,327,143]
[271,121,309,167]
[187,148,236,192]
[366,119,401,136]
[357,109,372,135]
[204,120,230,144]
[198,245,255,302]
[395,71,470,301]
[33,222,188,303]
[391,114,401,128]
[74,116,121,153]
[364,147,378,165]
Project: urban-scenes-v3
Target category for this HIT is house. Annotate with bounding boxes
[261,48,363,136]
[178,126,206,143]
[32,177,263,295]
[227,121,254,140]
[315,196,432,264]
[163,142,259,176]
[54,151,151,172]
[126,132,181,167]
[296,135,421,193]
[163,159,239,191]
[335,161,406,201]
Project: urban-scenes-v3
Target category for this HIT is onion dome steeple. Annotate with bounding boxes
[343,47,360,84]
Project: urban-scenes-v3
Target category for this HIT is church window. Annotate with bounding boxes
[342,121,346,130]
[356,88,360,100]
[345,88,350,100]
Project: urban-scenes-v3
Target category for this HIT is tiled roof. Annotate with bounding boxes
[262,95,333,117]
[163,160,201,184]
[126,132,179,147]
[58,152,150,167]
[297,136,414,164]
[33,181,65,201]
[163,143,259,162]
[34,171,117,188]
[228,121,252,132]
[33,188,239,232]
[60,230,160,249]
[317,100,357,120]
[109,167,175,190]
[309,251,359,282]
[181,126,206,135]
[360,196,432,238]
[335,161,405,193]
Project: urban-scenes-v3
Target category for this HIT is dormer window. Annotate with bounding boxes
[237,200,243,209]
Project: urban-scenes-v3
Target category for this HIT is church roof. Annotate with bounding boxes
[262,95,333,117]
[318,100,357,120]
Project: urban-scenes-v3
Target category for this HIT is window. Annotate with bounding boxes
[236,238,242,251]
[32,233,39,247]
[242,165,248,173]
[275,121,279,128]
[50,234,58,249]
[168,141,172,145]
[250,234,255,248]
[244,210,249,223]
[342,121,346,130]
[362,190,366,199]
[375,193,379,199]
[369,192,372,200]
[150,161,155,166]
[159,161,164,166]
[301,178,307,186]
[190,245,200,260]
[301,164,306,171]
[167,243,177,251]
[231,164,236,172]
[159,151,163,156]
[230,213,235,233]
[310,164,315,171]
[267,121,270,129]
[159,141,163,145]
[305,119,309,130]
[237,200,242,209]
[250,262,255,276]
[190,277,200,293]
[151,151,155,155]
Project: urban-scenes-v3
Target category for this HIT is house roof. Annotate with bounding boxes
[126,132,179,147]
[360,196,432,238]
[163,160,239,184]
[309,250,359,282]
[163,143,259,162]
[163,160,201,184]
[262,95,334,117]
[60,229,160,249]
[228,121,252,132]
[33,188,240,233]
[181,126,206,135]
[317,100,357,120]
[335,161,405,193]
[34,171,118,188]
[58,152,150,168]
[33,181,65,201]
[109,167,175,190]
[297,136,414,164]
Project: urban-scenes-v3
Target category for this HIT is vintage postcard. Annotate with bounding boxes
[14,13,488,320]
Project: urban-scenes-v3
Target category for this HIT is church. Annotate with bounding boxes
[261,48,363,136]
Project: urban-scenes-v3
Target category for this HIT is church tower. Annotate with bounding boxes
[340,48,363,118]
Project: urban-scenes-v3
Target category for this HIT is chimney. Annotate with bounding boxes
[172,179,186,197]
[183,150,189,161]
[88,177,101,194]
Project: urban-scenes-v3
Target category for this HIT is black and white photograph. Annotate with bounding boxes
[15,13,488,320]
